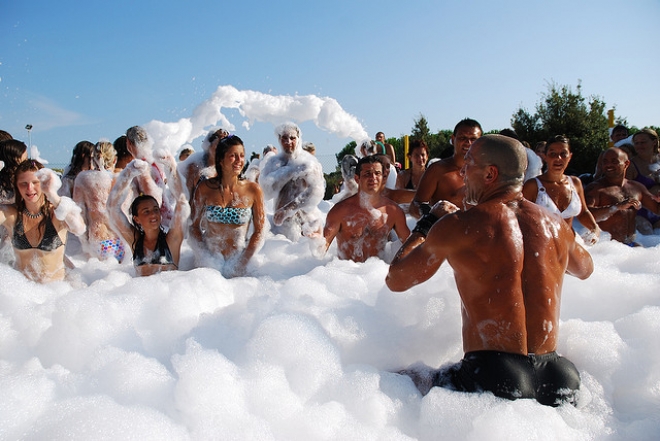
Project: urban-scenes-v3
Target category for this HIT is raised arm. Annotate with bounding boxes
[107,160,149,245]
[386,202,458,291]
[38,168,86,237]
[410,166,437,218]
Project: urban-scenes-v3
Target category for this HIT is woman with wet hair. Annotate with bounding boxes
[108,154,189,276]
[0,160,86,282]
[59,140,94,198]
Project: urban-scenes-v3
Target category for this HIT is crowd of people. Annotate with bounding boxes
[0,118,658,406]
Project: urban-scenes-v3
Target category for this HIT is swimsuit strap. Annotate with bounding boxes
[12,213,64,251]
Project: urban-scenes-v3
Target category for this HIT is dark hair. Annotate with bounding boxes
[129,194,160,253]
[356,155,384,176]
[14,160,51,236]
[453,118,482,136]
[0,139,28,195]
[612,124,628,135]
[545,135,570,153]
[499,128,520,141]
[213,135,244,183]
[0,130,12,142]
[65,140,94,178]
[408,139,429,156]
[113,135,131,161]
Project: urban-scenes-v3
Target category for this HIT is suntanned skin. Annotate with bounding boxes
[410,124,482,218]
[0,168,86,283]
[387,135,593,355]
[522,140,600,240]
[585,148,660,244]
[190,142,265,275]
[324,161,410,262]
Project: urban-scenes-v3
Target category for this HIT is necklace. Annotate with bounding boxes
[23,208,43,219]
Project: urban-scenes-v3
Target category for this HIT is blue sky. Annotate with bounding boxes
[1,0,659,170]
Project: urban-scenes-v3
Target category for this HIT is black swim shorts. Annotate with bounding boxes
[433,350,580,406]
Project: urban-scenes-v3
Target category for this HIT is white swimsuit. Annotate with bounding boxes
[534,177,581,219]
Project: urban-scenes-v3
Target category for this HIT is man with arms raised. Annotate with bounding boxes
[387,134,593,406]
[585,147,660,246]
[410,118,482,218]
[324,156,410,262]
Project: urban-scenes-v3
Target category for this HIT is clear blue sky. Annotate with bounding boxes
[1,0,658,169]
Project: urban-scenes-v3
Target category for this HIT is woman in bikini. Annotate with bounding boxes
[73,141,126,262]
[0,160,86,282]
[190,135,265,277]
[523,135,600,245]
[108,155,189,277]
[395,139,429,191]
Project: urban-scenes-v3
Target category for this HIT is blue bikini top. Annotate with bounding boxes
[204,205,252,225]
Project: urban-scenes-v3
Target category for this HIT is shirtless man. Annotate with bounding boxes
[324,156,410,262]
[375,131,396,164]
[387,134,594,406]
[378,154,415,205]
[585,147,660,245]
[410,118,482,218]
[259,122,325,241]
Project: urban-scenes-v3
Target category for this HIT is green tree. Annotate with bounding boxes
[511,81,610,175]
[335,141,357,170]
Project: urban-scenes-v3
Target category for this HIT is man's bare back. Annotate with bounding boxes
[387,135,593,405]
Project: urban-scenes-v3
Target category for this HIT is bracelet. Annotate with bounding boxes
[412,212,439,237]
[419,203,432,216]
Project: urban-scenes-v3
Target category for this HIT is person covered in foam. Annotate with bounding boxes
[108,155,189,276]
[324,155,409,262]
[178,128,229,198]
[259,122,325,241]
[190,135,266,277]
[73,141,127,262]
[125,125,181,230]
[0,160,86,282]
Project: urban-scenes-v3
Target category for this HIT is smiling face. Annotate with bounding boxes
[452,126,482,159]
[132,198,161,232]
[16,170,43,206]
[220,143,246,177]
[409,146,429,169]
[601,149,629,179]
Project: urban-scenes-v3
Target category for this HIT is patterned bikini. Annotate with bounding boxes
[204,205,252,225]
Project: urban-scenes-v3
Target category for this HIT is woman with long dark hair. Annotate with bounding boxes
[108,155,188,276]
[523,135,600,244]
[0,139,28,203]
[190,135,265,277]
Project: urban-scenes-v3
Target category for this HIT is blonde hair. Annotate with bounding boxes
[93,141,117,170]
